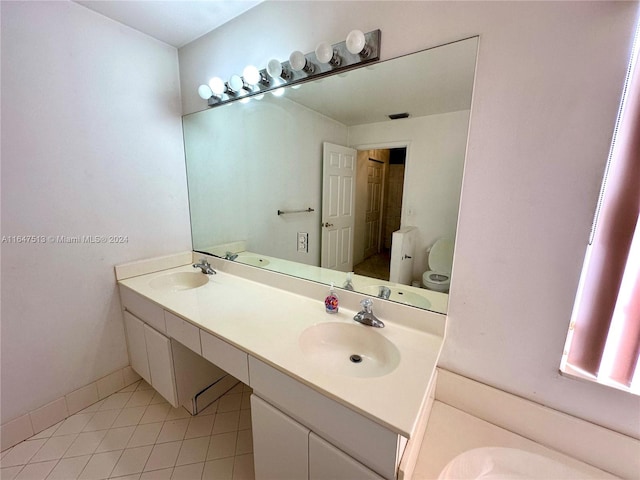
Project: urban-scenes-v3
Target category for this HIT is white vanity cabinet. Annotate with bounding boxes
[119,286,227,411]
[251,395,309,480]
[143,323,179,406]
[122,312,151,385]
[249,356,406,480]
[121,306,179,407]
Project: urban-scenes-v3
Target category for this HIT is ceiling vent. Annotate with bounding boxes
[388,112,410,120]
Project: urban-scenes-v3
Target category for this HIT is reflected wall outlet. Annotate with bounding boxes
[297,232,309,252]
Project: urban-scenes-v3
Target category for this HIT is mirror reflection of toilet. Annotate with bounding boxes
[422,238,454,293]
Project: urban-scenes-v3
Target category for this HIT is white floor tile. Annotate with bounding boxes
[232,454,254,480]
[238,411,251,431]
[156,420,189,444]
[197,401,217,417]
[139,467,172,480]
[47,454,91,480]
[165,408,190,421]
[217,395,242,414]
[124,391,154,409]
[95,427,136,453]
[202,458,233,480]
[110,445,152,478]
[149,392,167,406]
[235,430,252,456]
[139,404,170,425]
[206,432,237,461]
[143,441,182,472]
[53,413,95,436]
[240,393,250,411]
[171,461,204,480]
[126,423,162,449]
[29,433,76,462]
[64,431,108,458]
[78,450,123,480]
[175,437,209,466]
[118,381,140,394]
[184,416,214,440]
[14,459,57,480]
[29,421,62,440]
[228,384,243,395]
[135,382,154,392]
[212,412,239,435]
[99,393,133,412]
[79,400,105,415]
[83,410,120,432]
[0,439,47,467]
[1,465,23,480]
[112,407,146,429]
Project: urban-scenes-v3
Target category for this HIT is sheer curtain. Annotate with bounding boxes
[562,24,640,393]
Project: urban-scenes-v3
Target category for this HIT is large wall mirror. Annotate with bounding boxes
[183,37,478,314]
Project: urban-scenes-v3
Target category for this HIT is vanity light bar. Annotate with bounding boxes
[204,29,381,108]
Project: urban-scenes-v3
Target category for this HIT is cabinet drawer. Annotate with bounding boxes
[249,356,401,480]
[165,311,201,354]
[119,286,165,333]
[200,330,249,384]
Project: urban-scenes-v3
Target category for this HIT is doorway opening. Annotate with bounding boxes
[353,147,407,281]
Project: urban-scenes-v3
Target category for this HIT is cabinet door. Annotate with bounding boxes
[309,433,385,480]
[251,395,309,480]
[123,312,151,385]
[143,324,178,407]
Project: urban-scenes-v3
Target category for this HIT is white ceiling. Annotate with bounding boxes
[73,0,263,48]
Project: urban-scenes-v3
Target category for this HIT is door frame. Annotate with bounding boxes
[354,141,411,249]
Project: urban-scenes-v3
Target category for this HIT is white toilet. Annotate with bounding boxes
[422,238,454,293]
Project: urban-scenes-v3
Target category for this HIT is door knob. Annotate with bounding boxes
[322,222,334,227]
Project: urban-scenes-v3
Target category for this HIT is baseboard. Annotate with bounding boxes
[435,368,640,479]
[1,365,141,452]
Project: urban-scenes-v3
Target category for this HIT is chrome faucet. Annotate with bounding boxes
[193,258,216,275]
[224,251,238,261]
[378,286,391,300]
[353,299,384,328]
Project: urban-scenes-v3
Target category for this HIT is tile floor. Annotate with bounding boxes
[0,380,254,480]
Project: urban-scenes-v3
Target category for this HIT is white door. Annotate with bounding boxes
[143,324,178,407]
[364,158,384,259]
[309,432,385,480]
[251,395,309,480]
[322,142,357,272]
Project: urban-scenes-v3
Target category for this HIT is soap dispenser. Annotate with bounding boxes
[343,272,354,291]
[325,283,339,314]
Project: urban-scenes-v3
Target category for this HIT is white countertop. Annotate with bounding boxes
[118,262,444,438]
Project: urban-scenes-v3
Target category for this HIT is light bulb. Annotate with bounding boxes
[266,59,283,78]
[289,51,307,72]
[271,87,285,97]
[197,84,213,100]
[315,42,332,64]
[243,65,261,86]
[228,74,244,93]
[254,93,265,101]
[208,77,226,96]
[346,29,367,55]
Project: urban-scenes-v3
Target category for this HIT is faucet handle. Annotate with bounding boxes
[360,298,373,312]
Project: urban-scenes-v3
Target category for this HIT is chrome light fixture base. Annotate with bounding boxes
[207,29,381,108]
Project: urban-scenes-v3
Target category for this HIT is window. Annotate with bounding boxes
[561,22,640,394]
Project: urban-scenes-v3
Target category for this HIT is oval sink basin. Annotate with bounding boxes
[299,322,400,378]
[238,256,270,268]
[149,272,209,291]
[362,285,431,309]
